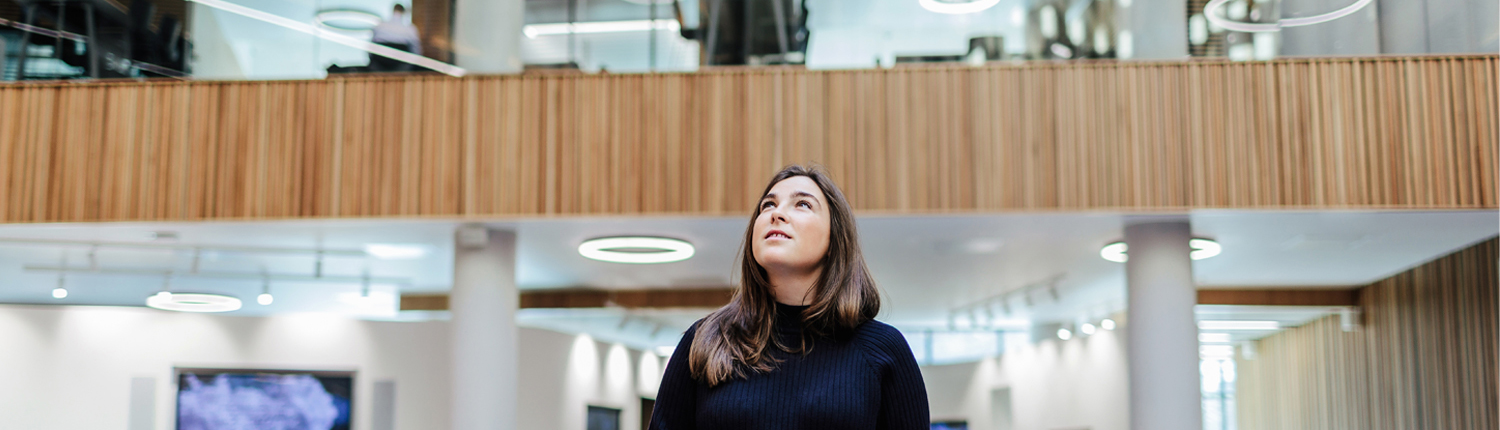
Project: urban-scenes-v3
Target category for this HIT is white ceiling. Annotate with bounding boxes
[0,209,1493,349]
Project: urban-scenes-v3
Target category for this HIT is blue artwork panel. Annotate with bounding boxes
[178,372,352,430]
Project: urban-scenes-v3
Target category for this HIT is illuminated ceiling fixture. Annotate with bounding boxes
[1199,333,1231,343]
[257,275,274,306]
[1080,322,1096,335]
[919,0,1002,14]
[1099,238,1221,263]
[523,19,680,39]
[578,237,695,264]
[1056,327,1073,340]
[1100,318,1116,330]
[364,244,430,260]
[147,292,243,313]
[186,0,466,77]
[1197,320,1279,330]
[313,10,381,31]
[1203,0,1371,32]
[52,274,67,299]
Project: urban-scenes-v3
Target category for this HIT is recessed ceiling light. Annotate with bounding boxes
[578,237,695,264]
[1099,238,1221,262]
[364,244,430,260]
[1056,327,1073,340]
[1100,318,1116,330]
[52,287,68,299]
[146,292,242,313]
[1080,323,1096,335]
[1198,320,1279,330]
[1199,333,1231,343]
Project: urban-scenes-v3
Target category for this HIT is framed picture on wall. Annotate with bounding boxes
[174,368,354,430]
[587,405,621,430]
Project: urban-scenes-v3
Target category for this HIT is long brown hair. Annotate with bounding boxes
[688,165,881,386]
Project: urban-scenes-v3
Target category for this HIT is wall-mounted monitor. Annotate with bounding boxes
[175,368,353,430]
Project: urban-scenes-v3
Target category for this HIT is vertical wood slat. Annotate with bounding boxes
[0,56,1494,224]
[1237,238,1498,430]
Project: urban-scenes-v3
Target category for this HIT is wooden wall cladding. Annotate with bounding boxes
[1236,237,1497,430]
[0,56,1494,223]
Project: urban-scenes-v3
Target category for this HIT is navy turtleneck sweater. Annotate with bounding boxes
[648,303,930,429]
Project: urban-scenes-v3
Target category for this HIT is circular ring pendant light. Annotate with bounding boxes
[1203,0,1372,32]
[313,10,383,31]
[578,237,695,264]
[919,0,1002,14]
[147,292,243,313]
[1099,238,1221,262]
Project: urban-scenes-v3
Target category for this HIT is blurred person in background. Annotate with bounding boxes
[368,4,422,72]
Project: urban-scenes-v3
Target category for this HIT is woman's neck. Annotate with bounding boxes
[768,267,821,306]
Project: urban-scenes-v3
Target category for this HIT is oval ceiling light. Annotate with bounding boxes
[578,237,695,264]
[1099,238,1221,262]
[146,292,243,313]
[1100,241,1128,263]
[1203,0,1371,32]
[313,9,382,31]
[919,0,1002,14]
[1189,238,1222,260]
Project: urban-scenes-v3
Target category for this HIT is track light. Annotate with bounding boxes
[257,272,273,305]
[1101,318,1116,330]
[51,273,68,299]
[1080,323,1096,335]
[1057,327,1072,340]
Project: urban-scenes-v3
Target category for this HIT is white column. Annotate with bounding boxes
[451,226,518,430]
[452,0,525,73]
[1124,221,1201,430]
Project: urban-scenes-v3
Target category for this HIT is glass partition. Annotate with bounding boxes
[0,0,1494,82]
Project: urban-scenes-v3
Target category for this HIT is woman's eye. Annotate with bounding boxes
[760,201,775,210]
[797,201,811,209]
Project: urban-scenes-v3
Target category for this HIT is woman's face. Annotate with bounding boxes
[752,176,832,276]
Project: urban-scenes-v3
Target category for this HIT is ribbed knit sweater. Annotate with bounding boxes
[648,303,930,429]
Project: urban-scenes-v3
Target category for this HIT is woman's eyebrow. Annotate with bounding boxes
[792,191,821,203]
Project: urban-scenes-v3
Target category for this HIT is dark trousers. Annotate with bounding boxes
[368,42,415,72]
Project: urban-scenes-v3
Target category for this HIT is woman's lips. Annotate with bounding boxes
[765,229,792,240]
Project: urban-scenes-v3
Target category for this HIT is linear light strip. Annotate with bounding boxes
[188,0,466,77]
[523,19,680,38]
[1198,320,1280,330]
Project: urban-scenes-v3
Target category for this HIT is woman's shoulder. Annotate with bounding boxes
[849,319,913,364]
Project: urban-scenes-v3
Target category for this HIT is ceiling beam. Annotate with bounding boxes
[1196,289,1361,307]
[400,287,735,311]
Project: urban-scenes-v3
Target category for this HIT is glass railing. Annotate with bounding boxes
[0,0,1494,82]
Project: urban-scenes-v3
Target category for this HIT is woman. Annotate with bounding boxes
[649,165,929,429]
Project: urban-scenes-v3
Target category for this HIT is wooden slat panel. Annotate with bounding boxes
[1236,237,1498,430]
[502,287,734,310]
[1196,289,1360,306]
[0,56,1495,223]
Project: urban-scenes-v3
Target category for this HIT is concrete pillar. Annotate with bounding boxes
[1124,221,1201,430]
[451,226,518,430]
[452,0,525,73]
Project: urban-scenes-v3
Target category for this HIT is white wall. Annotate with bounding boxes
[921,327,1129,430]
[0,304,664,430]
[518,329,664,430]
[0,304,451,430]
